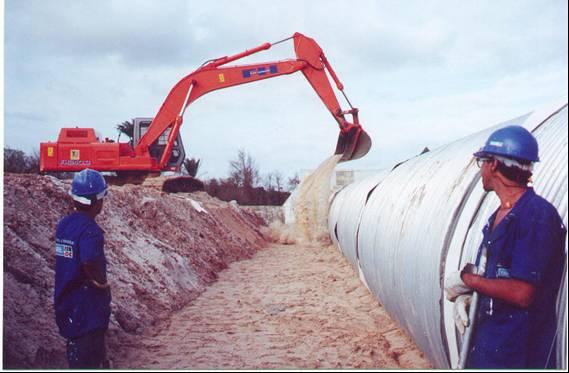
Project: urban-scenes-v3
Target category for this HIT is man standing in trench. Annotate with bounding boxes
[54,169,111,369]
[445,126,566,369]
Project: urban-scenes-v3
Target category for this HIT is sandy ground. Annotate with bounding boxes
[3,174,267,368]
[4,172,432,369]
[114,243,432,369]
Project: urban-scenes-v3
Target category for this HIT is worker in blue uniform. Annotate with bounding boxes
[445,126,566,369]
[54,169,111,369]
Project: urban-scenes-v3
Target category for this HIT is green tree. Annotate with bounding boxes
[183,158,201,177]
[116,120,134,144]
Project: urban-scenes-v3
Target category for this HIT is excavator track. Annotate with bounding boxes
[105,171,150,186]
[104,171,204,193]
[142,175,205,193]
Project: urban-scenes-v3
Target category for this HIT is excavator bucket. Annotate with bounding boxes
[335,127,372,162]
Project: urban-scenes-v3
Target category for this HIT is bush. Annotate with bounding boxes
[204,178,289,206]
[4,148,39,174]
[203,149,292,205]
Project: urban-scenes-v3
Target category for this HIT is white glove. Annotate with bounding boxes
[444,270,472,301]
[453,294,472,335]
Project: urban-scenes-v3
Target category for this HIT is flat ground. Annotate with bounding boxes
[114,243,431,369]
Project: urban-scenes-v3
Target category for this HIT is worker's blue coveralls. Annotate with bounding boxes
[466,189,566,369]
[54,211,111,369]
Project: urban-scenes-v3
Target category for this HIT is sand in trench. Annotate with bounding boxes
[114,156,431,369]
[114,242,431,369]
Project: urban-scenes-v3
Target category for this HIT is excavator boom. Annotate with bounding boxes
[136,33,371,165]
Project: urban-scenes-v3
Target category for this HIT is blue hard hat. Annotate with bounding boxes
[70,169,108,204]
[473,125,539,162]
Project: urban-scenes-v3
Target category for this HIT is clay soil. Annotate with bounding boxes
[114,242,431,370]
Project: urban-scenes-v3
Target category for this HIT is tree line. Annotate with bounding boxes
[3,146,299,206]
[203,148,300,206]
[3,148,40,174]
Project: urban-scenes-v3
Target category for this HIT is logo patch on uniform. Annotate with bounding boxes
[70,149,80,160]
[56,243,74,258]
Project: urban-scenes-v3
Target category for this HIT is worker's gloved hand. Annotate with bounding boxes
[461,263,479,276]
[444,263,477,301]
[453,294,472,335]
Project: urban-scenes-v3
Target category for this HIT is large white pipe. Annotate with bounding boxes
[329,102,568,368]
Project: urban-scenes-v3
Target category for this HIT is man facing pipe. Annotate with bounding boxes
[445,126,566,369]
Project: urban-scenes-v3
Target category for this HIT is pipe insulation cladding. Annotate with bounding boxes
[328,102,568,369]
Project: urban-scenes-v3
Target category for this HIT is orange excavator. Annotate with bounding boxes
[40,32,371,190]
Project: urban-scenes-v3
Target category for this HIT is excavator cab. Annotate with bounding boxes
[133,118,186,170]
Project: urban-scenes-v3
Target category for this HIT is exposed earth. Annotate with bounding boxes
[3,173,431,369]
[114,242,431,369]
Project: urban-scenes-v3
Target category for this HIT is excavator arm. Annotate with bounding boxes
[136,32,371,168]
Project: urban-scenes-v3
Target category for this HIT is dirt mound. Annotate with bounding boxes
[141,175,205,193]
[2,173,267,369]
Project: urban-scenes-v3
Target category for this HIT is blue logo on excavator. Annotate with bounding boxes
[242,65,278,78]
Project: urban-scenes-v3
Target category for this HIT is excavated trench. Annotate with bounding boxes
[2,172,430,369]
[114,242,430,369]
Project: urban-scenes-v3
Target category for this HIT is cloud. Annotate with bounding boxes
[5,0,225,68]
[4,0,568,179]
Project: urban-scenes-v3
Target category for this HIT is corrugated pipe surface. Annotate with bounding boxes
[329,102,568,369]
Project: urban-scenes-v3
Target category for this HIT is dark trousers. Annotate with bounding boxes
[66,328,107,369]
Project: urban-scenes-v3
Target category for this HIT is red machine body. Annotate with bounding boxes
[40,33,371,175]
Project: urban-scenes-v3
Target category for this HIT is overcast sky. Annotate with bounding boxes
[3,0,568,180]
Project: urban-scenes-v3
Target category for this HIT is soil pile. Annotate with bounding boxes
[2,173,267,369]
